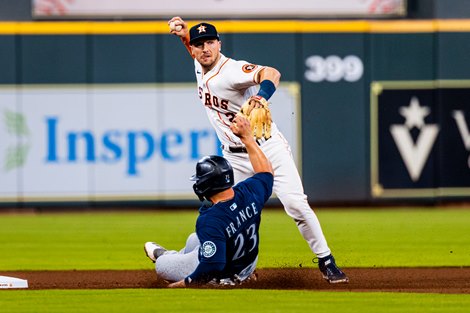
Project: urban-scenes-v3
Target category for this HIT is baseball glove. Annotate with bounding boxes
[239,95,272,140]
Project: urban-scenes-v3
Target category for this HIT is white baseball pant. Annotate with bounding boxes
[155,232,200,282]
[223,132,331,258]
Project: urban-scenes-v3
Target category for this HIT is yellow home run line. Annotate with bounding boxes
[0,20,470,34]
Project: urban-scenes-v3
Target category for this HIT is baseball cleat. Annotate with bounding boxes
[317,255,349,284]
[144,242,167,263]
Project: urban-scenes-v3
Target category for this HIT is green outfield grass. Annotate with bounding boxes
[1,289,469,313]
[1,207,469,313]
[0,208,469,270]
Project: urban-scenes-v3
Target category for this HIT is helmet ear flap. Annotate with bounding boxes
[192,184,205,202]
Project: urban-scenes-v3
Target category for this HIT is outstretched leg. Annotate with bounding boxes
[265,134,348,283]
[144,232,200,282]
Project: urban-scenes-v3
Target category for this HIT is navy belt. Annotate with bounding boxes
[227,146,248,153]
[224,137,271,153]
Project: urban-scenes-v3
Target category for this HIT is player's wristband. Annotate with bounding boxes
[184,276,192,286]
[257,80,276,100]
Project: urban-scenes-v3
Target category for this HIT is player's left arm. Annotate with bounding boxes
[240,66,281,118]
[255,67,281,87]
[254,67,281,101]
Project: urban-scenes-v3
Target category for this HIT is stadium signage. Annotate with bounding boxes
[44,117,218,176]
[32,0,406,18]
[0,83,299,202]
[371,81,470,198]
[304,55,364,83]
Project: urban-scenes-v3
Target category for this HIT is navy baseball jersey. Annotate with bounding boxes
[186,172,273,284]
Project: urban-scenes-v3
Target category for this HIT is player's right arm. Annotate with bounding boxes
[168,16,193,58]
[230,115,273,175]
[168,260,224,287]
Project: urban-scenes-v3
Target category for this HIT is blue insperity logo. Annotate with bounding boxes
[44,117,222,177]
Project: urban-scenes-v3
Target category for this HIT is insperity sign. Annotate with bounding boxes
[0,83,299,203]
[371,81,470,198]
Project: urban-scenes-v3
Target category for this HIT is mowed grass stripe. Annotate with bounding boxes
[0,208,469,270]
[1,289,469,313]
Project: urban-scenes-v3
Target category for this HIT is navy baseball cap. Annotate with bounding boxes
[189,23,220,45]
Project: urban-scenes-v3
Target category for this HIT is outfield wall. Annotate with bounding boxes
[0,20,469,206]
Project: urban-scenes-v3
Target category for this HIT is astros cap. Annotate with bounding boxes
[189,23,220,45]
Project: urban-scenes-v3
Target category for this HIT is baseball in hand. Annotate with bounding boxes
[170,22,182,32]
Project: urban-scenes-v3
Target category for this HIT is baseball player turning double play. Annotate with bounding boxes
[145,115,273,287]
[166,17,348,284]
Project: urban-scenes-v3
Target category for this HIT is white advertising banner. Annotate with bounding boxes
[32,0,406,18]
[0,83,299,202]
[0,89,19,202]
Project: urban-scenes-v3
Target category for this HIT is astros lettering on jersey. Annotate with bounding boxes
[195,55,280,147]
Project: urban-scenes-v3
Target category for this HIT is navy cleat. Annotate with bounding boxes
[316,255,349,284]
[144,242,167,263]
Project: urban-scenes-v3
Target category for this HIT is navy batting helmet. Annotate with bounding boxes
[190,155,234,201]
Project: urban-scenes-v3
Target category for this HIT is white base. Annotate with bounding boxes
[0,276,28,289]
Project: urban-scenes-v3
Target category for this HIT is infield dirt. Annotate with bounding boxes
[4,268,470,293]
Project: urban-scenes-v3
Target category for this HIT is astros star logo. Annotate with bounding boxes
[197,25,207,33]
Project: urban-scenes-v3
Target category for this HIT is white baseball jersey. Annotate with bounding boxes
[194,53,279,147]
[192,52,331,258]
